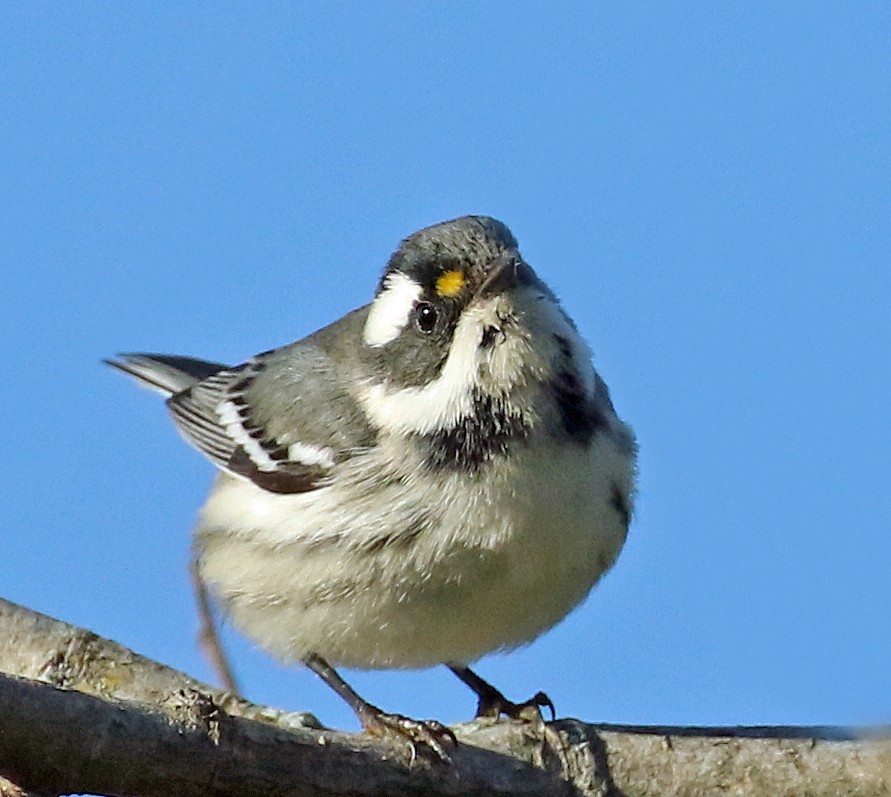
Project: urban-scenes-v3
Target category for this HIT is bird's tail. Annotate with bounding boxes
[105,353,229,398]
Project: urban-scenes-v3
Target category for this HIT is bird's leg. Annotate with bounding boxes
[190,555,241,695]
[448,665,555,721]
[303,654,457,762]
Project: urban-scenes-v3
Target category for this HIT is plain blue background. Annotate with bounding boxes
[3,4,890,735]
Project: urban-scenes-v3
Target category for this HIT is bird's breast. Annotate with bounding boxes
[194,428,633,669]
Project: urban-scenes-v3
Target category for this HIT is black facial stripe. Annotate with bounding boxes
[422,392,530,472]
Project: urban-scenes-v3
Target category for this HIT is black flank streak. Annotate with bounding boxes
[552,370,608,444]
[554,334,573,359]
[610,483,630,527]
[424,393,530,472]
[552,334,608,445]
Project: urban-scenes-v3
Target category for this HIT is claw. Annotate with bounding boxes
[477,688,555,722]
[449,665,556,724]
[361,707,457,763]
[302,654,458,763]
[525,690,556,722]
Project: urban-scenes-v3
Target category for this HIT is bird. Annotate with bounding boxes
[107,215,636,759]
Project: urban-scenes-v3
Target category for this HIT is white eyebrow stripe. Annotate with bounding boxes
[363,271,423,347]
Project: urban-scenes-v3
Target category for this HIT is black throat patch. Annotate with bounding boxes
[421,392,530,472]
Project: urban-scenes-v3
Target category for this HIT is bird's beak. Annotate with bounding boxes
[477,255,536,298]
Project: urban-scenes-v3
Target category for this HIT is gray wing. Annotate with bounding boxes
[113,308,376,494]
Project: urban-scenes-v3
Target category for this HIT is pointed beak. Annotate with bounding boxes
[478,255,536,298]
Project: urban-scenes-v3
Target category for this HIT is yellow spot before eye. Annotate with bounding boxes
[436,269,465,298]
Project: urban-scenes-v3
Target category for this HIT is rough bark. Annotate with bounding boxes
[1,598,889,797]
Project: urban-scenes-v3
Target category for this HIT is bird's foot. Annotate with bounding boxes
[475,687,555,722]
[359,704,457,764]
[448,665,556,722]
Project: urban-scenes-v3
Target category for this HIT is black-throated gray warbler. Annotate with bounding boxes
[108,215,636,758]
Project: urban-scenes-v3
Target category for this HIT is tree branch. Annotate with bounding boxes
[1,598,888,797]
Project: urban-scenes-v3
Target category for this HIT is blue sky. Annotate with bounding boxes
[3,3,890,734]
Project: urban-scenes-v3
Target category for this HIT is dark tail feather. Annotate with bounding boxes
[105,353,229,397]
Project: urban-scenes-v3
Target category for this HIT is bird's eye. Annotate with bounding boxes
[414,302,438,333]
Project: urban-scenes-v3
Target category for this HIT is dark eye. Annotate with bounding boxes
[414,302,438,333]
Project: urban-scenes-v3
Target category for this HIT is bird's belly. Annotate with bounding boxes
[195,436,631,669]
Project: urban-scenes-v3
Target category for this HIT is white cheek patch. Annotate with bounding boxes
[358,305,488,435]
[363,272,423,347]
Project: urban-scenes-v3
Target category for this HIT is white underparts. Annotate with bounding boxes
[195,430,634,669]
[363,272,423,347]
